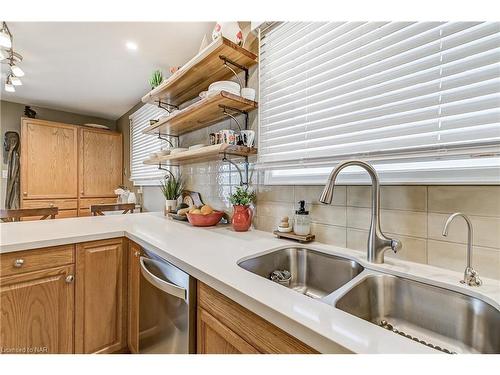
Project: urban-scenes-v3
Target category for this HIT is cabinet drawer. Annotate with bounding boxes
[79,197,117,209]
[0,245,75,277]
[22,199,78,210]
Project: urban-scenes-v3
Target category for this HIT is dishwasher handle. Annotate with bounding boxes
[139,256,187,300]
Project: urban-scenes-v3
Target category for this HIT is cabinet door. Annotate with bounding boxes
[0,265,75,354]
[21,119,78,199]
[127,241,141,354]
[79,129,122,198]
[75,239,127,354]
[198,282,317,353]
[197,308,259,354]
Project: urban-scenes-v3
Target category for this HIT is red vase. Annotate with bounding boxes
[232,205,253,232]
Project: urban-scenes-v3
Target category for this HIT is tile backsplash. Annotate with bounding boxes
[183,164,500,281]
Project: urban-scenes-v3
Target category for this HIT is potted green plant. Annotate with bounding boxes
[229,186,256,232]
[149,70,163,89]
[160,175,184,214]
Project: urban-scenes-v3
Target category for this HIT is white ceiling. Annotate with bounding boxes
[0,22,215,120]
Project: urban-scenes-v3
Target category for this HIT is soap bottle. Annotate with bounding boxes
[294,200,311,236]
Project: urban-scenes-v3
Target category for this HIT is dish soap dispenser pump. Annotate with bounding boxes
[294,200,311,236]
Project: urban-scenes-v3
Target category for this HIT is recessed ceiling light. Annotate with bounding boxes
[125,41,138,51]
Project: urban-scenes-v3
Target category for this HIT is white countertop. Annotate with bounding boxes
[1,212,499,354]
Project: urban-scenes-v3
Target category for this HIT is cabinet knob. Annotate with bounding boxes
[65,275,75,283]
[14,259,25,268]
[49,203,54,207]
[23,192,27,196]
[81,191,84,195]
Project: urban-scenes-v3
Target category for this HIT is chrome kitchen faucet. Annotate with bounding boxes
[319,160,402,264]
[442,212,482,287]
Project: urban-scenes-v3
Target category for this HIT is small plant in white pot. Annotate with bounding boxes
[160,174,184,214]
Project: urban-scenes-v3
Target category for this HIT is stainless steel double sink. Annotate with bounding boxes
[238,247,500,354]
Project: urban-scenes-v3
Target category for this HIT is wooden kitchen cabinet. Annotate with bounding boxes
[127,241,141,354]
[79,128,122,198]
[0,246,75,354]
[0,239,130,355]
[20,118,122,218]
[21,118,78,200]
[75,238,128,354]
[197,282,317,354]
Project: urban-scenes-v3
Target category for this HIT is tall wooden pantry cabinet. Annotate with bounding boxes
[20,118,122,218]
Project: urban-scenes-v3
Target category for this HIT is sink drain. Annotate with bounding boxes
[379,320,456,354]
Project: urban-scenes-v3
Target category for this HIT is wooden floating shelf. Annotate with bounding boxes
[143,91,258,136]
[141,37,258,106]
[143,144,257,166]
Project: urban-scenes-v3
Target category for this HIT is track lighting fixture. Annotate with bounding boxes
[1,21,25,92]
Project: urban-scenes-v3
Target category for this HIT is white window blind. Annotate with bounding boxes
[129,104,168,185]
[258,22,500,184]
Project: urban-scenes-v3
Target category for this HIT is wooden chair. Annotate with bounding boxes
[90,203,136,216]
[0,207,59,222]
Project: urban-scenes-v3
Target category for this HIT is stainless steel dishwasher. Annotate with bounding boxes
[138,250,196,353]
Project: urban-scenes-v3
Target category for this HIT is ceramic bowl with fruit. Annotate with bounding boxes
[186,205,224,227]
